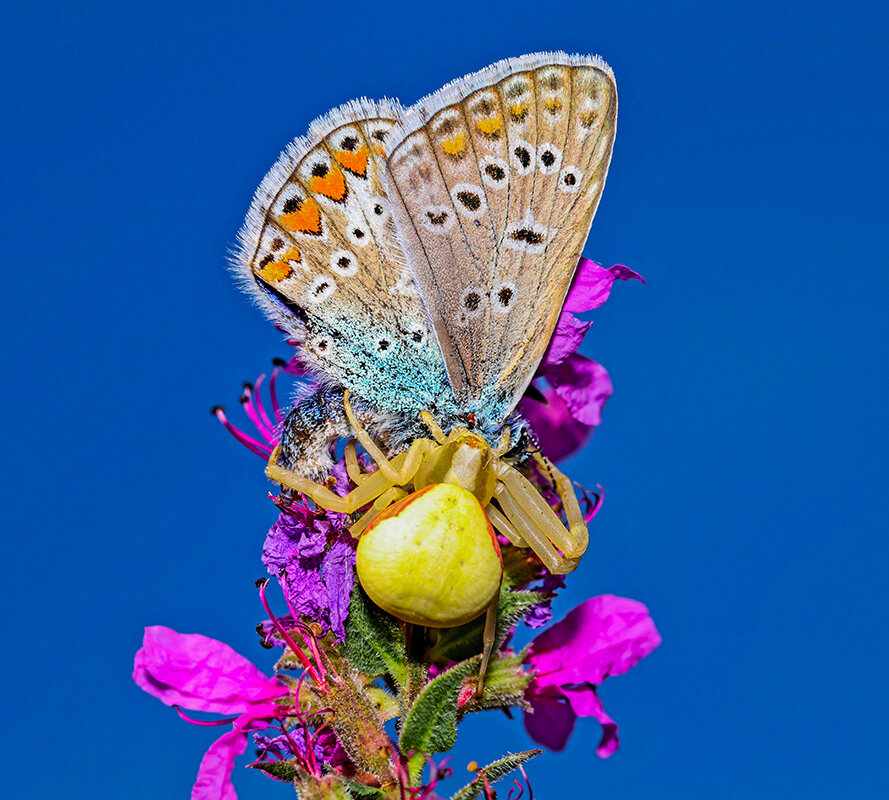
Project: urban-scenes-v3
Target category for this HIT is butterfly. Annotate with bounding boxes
[233,52,617,488]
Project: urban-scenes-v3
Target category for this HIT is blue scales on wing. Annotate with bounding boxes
[233,99,457,424]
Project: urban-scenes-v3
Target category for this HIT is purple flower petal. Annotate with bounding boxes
[547,354,613,427]
[563,259,618,312]
[542,313,593,369]
[562,685,620,758]
[563,259,645,313]
[519,387,595,463]
[191,728,247,800]
[522,688,578,752]
[322,534,358,641]
[133,627,286,714]
[527,595,661,688]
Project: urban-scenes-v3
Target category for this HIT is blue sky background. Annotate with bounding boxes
[2,1,888,797]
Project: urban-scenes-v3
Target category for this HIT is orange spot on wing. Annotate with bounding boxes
[279,197,322,235]
[258,261,293,282]
[282,246,301,263]
[336,147,369,177]
[310,166,348,202]
[441,134,466,157]
[372,143,387,157]
[477,117,502,136]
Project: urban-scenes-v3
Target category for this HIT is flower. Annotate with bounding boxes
[262,460,358,642]
[133,626,290,799]
[520,259,644,462]
[522,594,661,756]
[212,356,308,459]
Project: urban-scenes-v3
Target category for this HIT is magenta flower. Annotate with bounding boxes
[523,595,660,757]
[520,259,644,462]
[134,626,289,799]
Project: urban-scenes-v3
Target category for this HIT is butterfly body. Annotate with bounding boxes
[233,52,617,478]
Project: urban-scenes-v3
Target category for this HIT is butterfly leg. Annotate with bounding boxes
[343,390,435,485]
[492,464,583,574]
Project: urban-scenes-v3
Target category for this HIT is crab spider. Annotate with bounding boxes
[265,391,589,575]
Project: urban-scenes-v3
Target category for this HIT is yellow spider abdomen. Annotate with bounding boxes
[356,483,502,627]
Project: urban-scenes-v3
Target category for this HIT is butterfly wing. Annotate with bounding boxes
[234,100,452,416]
[384,52,617,424]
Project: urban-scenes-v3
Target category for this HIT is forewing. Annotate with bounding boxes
[384,53,617,422]
[234,100,450,415]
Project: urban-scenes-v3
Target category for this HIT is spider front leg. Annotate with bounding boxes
[492,462,587,574]
[531,451,590,558]
[266,445,398,514]
[343,390,436,485]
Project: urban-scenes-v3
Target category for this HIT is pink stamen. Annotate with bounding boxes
[173,705,239,727]
[520,766,535,800]
[506,779,525,800]
[240,382,277,443]
[213,406,273,458]
[252,374,279,438]
[578,482,605,522]
[257,579,326,689]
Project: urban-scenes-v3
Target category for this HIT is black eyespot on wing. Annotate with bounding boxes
[564,172,577,186]
[372,129,387,141]
[514,146,531,168]
[540,150,556,167]
[377,339,390,352]
[374,204,384,215]
[340,135,359,151]
[258,254,274,268]
[485,163,505,182]
[313,280,331,296]
[283,197,301,213]
[337,256,351,269]
[271,237,284,250]
[310,163,329,178]
[352,228,365,239]
[457,191,481,211]
[464,292,481,311]
[427,210,448,226]
[509,228,545,245]
[497,286,514,306]
[411,331,423,342]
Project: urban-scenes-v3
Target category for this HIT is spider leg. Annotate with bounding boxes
[349,486,408,538]
[475,598,499,699]
[485,505,528,548]
[530,451,589,558]
[343,390,435,485]
[266,445,396,514]
[492,464,584,574]
[344,439,369,485]
[420,410,448,444]
[493,426,512,457]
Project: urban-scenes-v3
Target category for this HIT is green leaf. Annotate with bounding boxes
[250,758,298,783]
[400,657,479,754]
[340,779,386,800]
[430,590,542,662]
[447,750,542,800]
[343,586,406,685]
[459,651,532,716]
